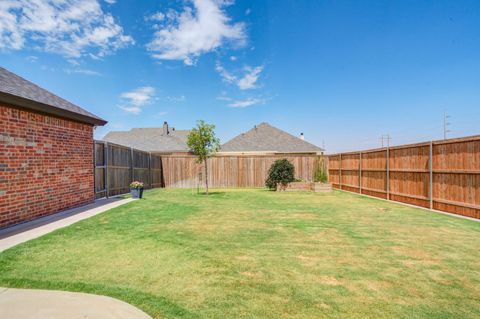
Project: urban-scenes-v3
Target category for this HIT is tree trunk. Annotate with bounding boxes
[204,158,209,195]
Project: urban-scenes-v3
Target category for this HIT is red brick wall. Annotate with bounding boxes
[0,104,95,229]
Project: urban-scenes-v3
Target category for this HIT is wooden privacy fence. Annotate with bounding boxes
[328,135,480,219]
[94,141,323,195]
[94,141,163,198]
[160,154,323,188]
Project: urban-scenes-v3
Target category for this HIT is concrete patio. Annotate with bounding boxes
[0,287,151,319]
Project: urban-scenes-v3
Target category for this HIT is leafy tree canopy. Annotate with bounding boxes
[265,159,295,190]
[187,120,220,162]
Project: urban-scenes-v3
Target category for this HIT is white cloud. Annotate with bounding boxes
[104,0,116,4]
[166,95,186,102]
[119,106,142,114]
[217,92,267,108]
[147,12,165,22]
[216,95,232,101]
[215,63,237,83]
[215,62,263,90]
[237,66,263,90]
[147,0,246,65]
[227,97,266,108]
[26,55,38,62]
[67,59,81,66]
[121,86,155,106]
[64,68,102,76]
[0,0,133,58]
[118,86,156,114]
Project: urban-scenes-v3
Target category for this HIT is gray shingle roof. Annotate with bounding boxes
[102,127,191,153]
[0,67,106,126]
[221,122,324,153]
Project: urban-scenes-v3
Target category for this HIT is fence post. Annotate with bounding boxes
[359,152,362,194]
[149,152,152,189]
[339,153,342,190]
[386,146,390,200]
[104,141,109,198]
[130,147,134,183]
[429,141,433,209]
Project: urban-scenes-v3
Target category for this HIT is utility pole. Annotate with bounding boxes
[380,134,392,148]
[443,111,451,140]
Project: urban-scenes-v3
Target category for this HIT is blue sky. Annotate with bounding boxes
[1,0,479,153]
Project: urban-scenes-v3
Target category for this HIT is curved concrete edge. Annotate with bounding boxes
[0,287,152,319]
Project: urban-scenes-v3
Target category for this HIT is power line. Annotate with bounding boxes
[380,134,392,148]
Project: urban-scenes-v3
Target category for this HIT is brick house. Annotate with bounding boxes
[0,67,106,229]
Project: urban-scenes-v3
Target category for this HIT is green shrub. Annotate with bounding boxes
[313,157,328,183]
[266,159,295,190]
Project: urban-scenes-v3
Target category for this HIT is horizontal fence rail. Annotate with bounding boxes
[328,135,480,219]
[159,154,325,188]
[94,141,163,198]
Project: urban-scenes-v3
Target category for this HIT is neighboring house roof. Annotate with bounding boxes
[221,122,324,154]
[102,123,190,153]
[0,67,106,126]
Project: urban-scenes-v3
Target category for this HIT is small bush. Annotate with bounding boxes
[266,159,295,190]
[313,158,328,183]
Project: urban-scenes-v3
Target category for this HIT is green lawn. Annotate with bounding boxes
[0,189,479,318]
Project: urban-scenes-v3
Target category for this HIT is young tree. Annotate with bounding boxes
[187,120,220,194]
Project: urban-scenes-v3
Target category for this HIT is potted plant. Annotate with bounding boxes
[313,158,332,192]
[130,181,144,198]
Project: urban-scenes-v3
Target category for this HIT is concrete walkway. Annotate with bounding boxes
[0,197,135,252]
[0,287,152,319]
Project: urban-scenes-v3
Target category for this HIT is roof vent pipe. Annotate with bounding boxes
[300,133,304,140]
[163,121,169,135]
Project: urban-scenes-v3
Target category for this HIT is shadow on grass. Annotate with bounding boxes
[195,191,227,196]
